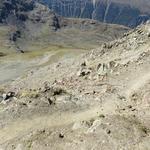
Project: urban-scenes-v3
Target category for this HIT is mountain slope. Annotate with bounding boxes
[0,21,150,149]
[41,0,150,28]
[0,0,129,85]
[0,0,128,53]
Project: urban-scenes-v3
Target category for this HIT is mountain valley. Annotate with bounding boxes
[0,0,128,83]
[0,0,150,150]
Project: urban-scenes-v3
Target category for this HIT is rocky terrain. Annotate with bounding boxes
[0,0,128,84]
[41,0,150,28]
[0,20,150,149]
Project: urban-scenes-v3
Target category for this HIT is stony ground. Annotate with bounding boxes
[0,22,150,150]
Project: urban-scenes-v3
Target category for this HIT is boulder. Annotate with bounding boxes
[1,91,16,104]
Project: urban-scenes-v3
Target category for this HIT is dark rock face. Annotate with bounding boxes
[9,30,21,42]
[0,0,34,24]
[0,0,61,51]
[41,0,150,28]
[0,0,149,29]
[0,0,61,29]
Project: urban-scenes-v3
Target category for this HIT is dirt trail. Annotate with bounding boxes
[0,106,102,145]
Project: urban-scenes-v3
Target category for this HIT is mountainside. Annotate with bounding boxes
[0,21,150,149]
[0,0,34,24]
[0,0,128,53]
[41,0,150,28]
[0,0,129,85]
[0,1,150,149]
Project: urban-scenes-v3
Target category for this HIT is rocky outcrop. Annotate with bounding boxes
[41,0,150,28]
[0,0,63,50]
[0,0,34,24]
[0,0,60,29]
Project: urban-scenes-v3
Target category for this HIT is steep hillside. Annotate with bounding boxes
[41,0,150,27]
[0,0,128,53]
[0,21,150,149]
